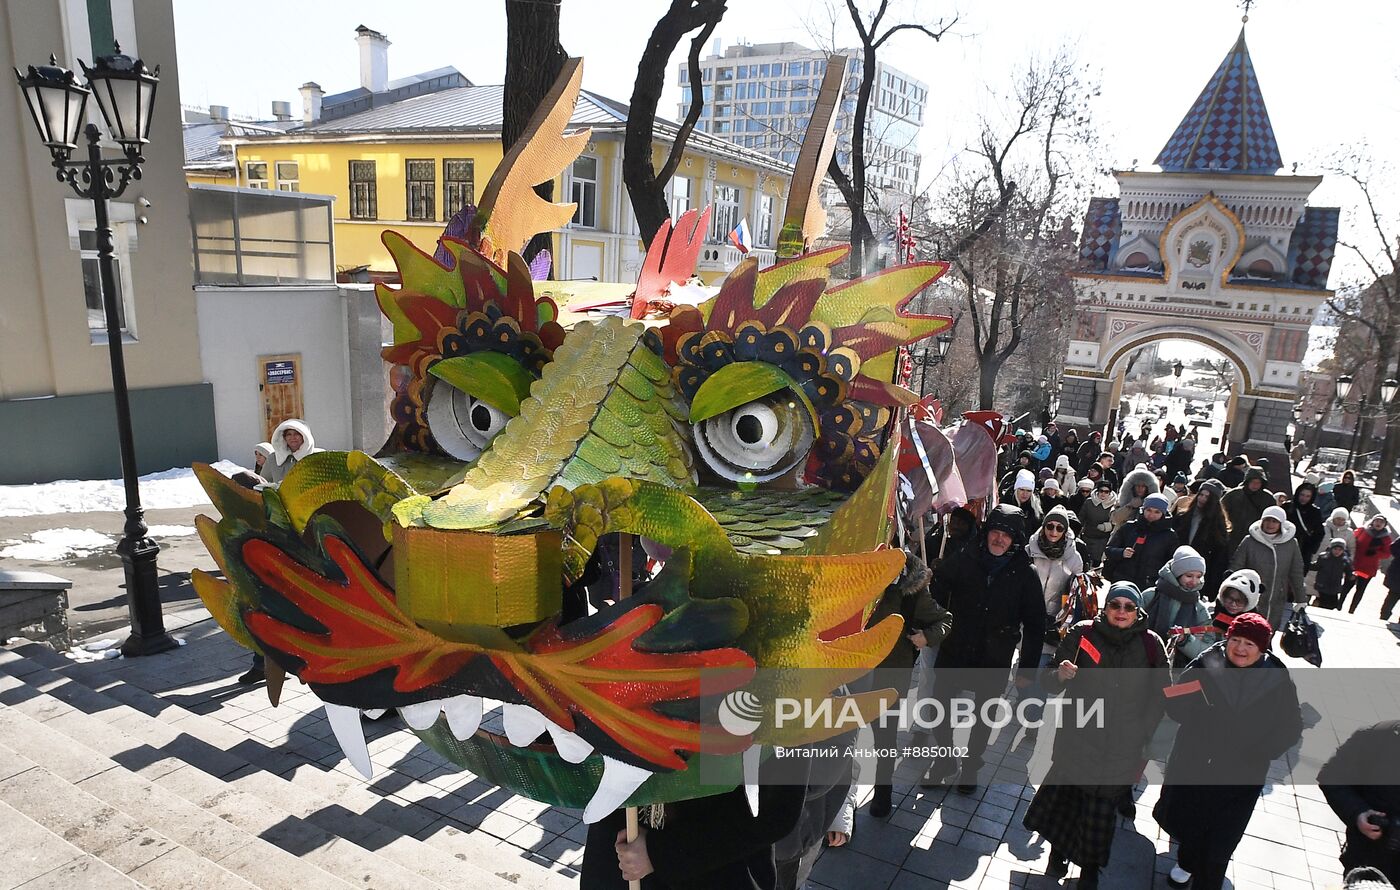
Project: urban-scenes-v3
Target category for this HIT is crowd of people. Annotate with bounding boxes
[236,414,1400,890]
[862,417,1400,890]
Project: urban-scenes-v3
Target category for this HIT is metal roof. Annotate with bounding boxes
[241,84,791,175]
[183,119,296,170]
[301,84,625,133]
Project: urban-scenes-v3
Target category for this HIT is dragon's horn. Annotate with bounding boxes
[474,57,591,263]
[776,55,848,259]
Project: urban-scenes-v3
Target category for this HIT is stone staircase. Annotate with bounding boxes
[0,631,582,889]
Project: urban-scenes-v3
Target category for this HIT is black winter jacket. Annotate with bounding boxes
[1154,644,1303,867]
[1105,515,1181,593]
[1042,614,1169,787]
[930,543,1046,672]
[1320,721,1400,879]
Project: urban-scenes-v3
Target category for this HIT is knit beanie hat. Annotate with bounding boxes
[1039,467,1054,480]
[1329,537,1348,550]
[1262,505,1288,525]
[1078,479,1095,491]
[1227,612,1273,651]
[1042,478,1061,493]
[1143,492,1172,514]
[1331,507,1350,523]
[1170,545,1207,578]
[1106,580,1143,609]
[1095,479,1114,493]
[1014,469,1036,492]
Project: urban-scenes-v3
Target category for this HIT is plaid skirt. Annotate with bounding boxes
[1022,783,1127,868]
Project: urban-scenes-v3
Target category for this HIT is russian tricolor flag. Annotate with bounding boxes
[728,219,752,254]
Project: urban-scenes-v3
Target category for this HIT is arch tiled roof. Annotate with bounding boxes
[1155,29,1282,174]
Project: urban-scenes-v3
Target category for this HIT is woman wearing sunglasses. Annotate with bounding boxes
[1021,507,1086,732]
[1024,581,1170,889]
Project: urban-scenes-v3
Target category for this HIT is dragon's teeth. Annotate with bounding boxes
[325,703,374,780]
[399,699,445,730]
[582,756,653,824]
[545,719,594,764]
[502,703,548,747]
[442,695,483,740]
[743,745,761,816]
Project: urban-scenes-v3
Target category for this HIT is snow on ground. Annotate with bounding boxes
[0,527,112,560]
[145,525,197,537]
[0,460,242,518]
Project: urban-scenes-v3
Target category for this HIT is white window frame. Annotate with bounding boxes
[668,175,692,220]
[757,194,775,248]
[275,161,299,192]
[569,156,599,228]
[65,197,137,343]
[710,184,740,243]
[245,161,269,189]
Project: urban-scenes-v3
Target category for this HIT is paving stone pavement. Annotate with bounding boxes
[19,584,1400,890]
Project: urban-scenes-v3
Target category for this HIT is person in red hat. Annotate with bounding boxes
[1153,612,1304,889]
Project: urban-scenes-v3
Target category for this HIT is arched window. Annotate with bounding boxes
[1248,259,1274,276]
[1124,251,1151,268]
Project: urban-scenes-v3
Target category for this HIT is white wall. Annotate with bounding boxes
[195,285,353,464]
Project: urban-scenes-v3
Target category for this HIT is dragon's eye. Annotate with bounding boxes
[426,385,512,461]
[693,393,815,483]
[422,351,533,462]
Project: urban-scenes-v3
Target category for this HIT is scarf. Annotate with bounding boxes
[1037,530,1068,559]
[977,545,1014,576]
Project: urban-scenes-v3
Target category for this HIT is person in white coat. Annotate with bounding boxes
[1021,505,1085,727]
[1317,507,1356,561]
[259,419,322,484]
[1230,505,1307,630]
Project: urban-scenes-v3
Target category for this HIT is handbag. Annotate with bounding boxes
[1280,605,1322,666]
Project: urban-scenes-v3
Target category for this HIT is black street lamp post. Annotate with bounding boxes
[915,329,954,398]
[1335,374,1400,474]
[15,48,176,657]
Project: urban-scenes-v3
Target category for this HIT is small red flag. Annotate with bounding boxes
[1163,679,1204,698]
[1135,536,1147,547]
[1077,635,1101,664]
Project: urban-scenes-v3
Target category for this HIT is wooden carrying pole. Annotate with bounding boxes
[618,534,641,890]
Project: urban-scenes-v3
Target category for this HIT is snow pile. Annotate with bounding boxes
[0,528,112,560]
[0,460,242,518]
[146,525,197,537]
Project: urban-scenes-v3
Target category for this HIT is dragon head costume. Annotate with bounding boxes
[194,57,951,822]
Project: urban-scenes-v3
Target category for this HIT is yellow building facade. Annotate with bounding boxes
[198,88,791,284]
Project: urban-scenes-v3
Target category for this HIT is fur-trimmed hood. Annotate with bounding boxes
[269,419,317,466]
[1118,466,1160,505]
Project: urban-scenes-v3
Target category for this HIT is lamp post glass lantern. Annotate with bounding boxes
[14,46,175,657]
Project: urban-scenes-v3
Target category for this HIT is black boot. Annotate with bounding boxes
[869,784,893,818]
[1115,790,1135,819]
[1078,865,1100,888]
[1047,847,1069,877]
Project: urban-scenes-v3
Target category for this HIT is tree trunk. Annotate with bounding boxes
[978,356,1001,410]
[503,0,568,270]
[624,1,726,248]
[1377,417,1399,495]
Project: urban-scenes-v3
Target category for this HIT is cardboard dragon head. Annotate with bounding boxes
[194,56,951,821]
